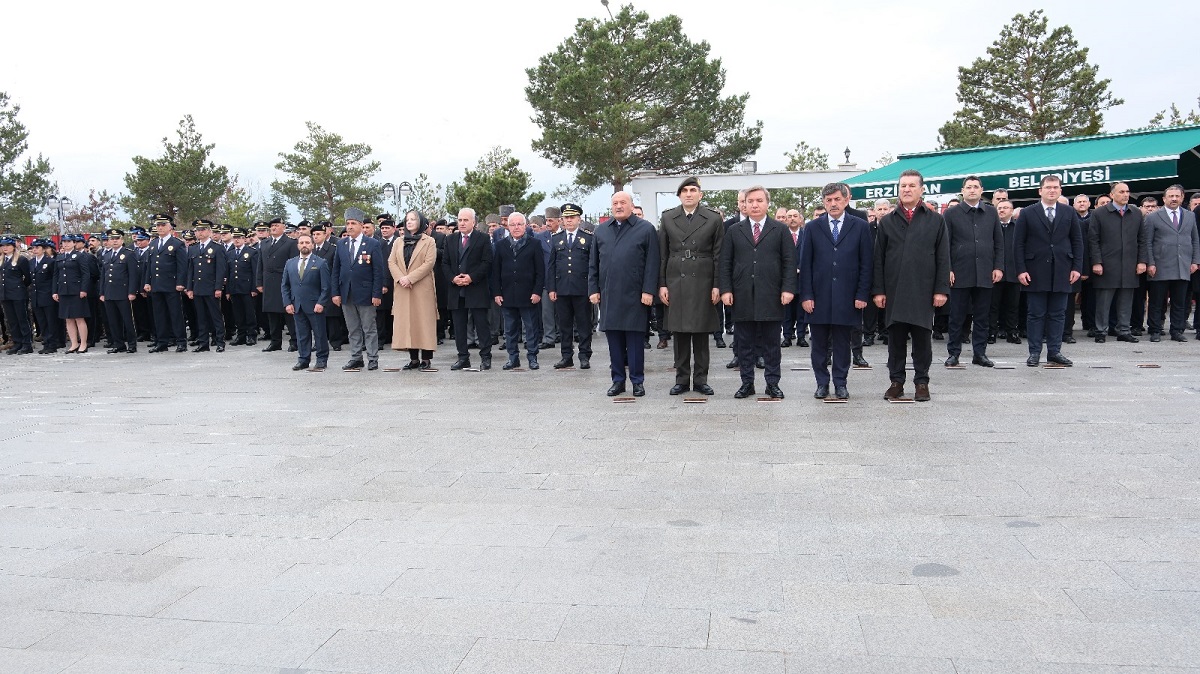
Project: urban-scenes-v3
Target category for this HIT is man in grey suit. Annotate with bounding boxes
[659,176,723,396]
[1145,184,1200,342]
[281,234,331,371]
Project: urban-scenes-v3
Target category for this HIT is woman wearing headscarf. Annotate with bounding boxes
[388,210,439,370]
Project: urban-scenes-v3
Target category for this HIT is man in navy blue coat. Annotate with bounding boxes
[1014,175,1083,367]
[492,212,546,370]
[798,184,873,400]
[282,233,331,371]
[332,207,386,371]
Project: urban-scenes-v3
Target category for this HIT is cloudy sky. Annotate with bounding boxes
[3,0,1196,218]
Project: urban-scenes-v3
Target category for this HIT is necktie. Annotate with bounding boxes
[831,219,840,243]
[568,233,574,247]
[1118,207,1125,216]
[1172,210,1179,229]
[903,208,913,222]
[299,257,307,279]
[752,221,761,243]
[792,231,799,245]
[1046,207,1055,221]
[686,212,694,221]
[461,234,469,250]
[351,238,359,260]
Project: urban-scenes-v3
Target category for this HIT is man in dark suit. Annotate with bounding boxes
[589,191,660,397]
[443,207,494,370]
[943,176,1004,367]
[142,214,190,353]
[781,209,807,349]
[659,176,723,396]
[225,228,259,346]
[717,189,747,349]
[29,239,60,353]
[798,184,873,400]
[547,203,592,369]
[1088,182,1147,343]
[97,229,139,353]
[185,221,228,352]
[1145,184,1200,341]
[492,212,546,370]
[377,216,399,346]
[719,185,796,400]
[130,229,153,342]
[310,223,345,350]
[332,207,386,371]
[257,217,299,352]
[281,233,331,371]
[990,200,1022,344]
[1015,174,1084,366]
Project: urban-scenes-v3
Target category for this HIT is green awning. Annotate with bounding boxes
[848,125,1200,200]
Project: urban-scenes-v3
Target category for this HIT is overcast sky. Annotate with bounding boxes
[3,0,1196,219]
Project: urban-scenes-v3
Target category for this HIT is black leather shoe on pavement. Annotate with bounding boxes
[342,360,365,371]
[972,354,994,367]
[1026,355,1040,367]
[606,382,626,396]
[714,337,726,348]
[502,358,520,370]
[726,357,739,369]
[944,355,959,367]
[528,356,539,370]
[553,358,573,369]
[1047,353,1072,366]
[292,362,309,371]
[694,384,714,395]
[1117,333,1138,343]
[734,383,755,399]
[480,356,492,370]
[669,384,688,395]
[814,385,829,399]
[853,354,870,368]
[632,383,646,397]
[834,385,849,399]
[579,358,590,369]
[765,383,785,399]
[450,358,470,370]
[367,362,378,371]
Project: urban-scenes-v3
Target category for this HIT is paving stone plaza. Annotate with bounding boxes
[1,335,1198,672]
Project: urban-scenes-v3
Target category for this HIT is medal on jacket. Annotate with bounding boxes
[167,245,174,252]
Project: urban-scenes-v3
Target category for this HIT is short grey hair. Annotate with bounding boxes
[874,199,891,208]
[458,207,477,221]
[821,183,850,199]
[508,211,527,225]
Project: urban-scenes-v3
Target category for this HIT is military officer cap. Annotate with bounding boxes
[268,217,284,225]
[182,230,196,241]
[310,223,326,233]
[676,176,701,195]
[106,229,125,238]
[375,213,390,222]
[544,206,562,219]
[133,228,151,240]
[0,236,15,246]
[297,220,311,229]
[284,223,296,234]
[344,207,367,223]
[380,216,395,227]
[318,220,332,229]
[254,222,269,232]
[152,213,174,226]
[232,227,248,237]
[192,219,213,230]
[560,203,583,217]
[215,224,231,235]
[31,238,51,248]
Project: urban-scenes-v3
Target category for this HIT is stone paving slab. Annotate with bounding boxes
[1,335,1198,671]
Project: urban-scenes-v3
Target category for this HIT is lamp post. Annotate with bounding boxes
[45,195,74,237]
[600,0,613,19]
[381,181,414,218]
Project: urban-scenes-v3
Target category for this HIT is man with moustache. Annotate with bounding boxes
[1088,182,1147,344]
[332,207,386,371]
[142,213,190,353]
[547,203,593,369]
[97,229,139,353]
[282,233,331,371]
[444,207,494,370]
[257,217,299,352]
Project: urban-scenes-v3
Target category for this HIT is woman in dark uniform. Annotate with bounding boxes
[53,234,97,353]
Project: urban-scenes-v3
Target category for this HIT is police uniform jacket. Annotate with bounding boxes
[54,250,97,296]
[491,235,545,307]
[258,235,299,312]
[186,240,228,296]
[100,246,139,298]
[943,201,1003,288]
[0,253,31,304]
[547,229,591,297]
[225,244,259,295]
[143,235,189,292]
[658,205,723,333]
[29,254,56,308]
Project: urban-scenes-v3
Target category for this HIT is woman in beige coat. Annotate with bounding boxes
[388,210,439,370]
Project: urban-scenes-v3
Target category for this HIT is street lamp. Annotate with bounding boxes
[844,147,852,164]
[740,160,757,174]
[600,0,613,20]
[382,181,413,217]
[45,195,74,237]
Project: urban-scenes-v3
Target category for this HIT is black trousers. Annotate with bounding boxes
[734,320,782,385]
[265,311,287,347]
[862,300,882,337]
[947,286,991,357]
[990,282,1021,335]
[809,323,851,387]
[103,298,136,349]
[132,294,153,340]
[229,294,257,340]
[0,300,31,349]
[1148,279,1191,335]
[181,294,197,339]
[194,294,225,346]
[555,295,592,360]
[1079,281,1097,331]
[33,304,60,349]
[376,296,394,345]
[327,314,347,347]
[887,322,932,385]
[150,291,186,347]
[672,332,711,387]
[221,295,236,339]
[1131,275,1149,330]
[452,305,492,358]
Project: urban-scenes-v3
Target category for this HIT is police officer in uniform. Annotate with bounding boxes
[0,235,33,354]
[54,234,98,353]
[29,239,61,353]
[130,228,154,342]
[142,214,190,352]
[98,229,139,353]
[225,227,259,346]
[186,220,228,352]
[547,203,592,369]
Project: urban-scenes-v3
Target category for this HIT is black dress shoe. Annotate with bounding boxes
[1047,352,1072,366]
[932,331,944,340]
[106,346,128,354]
[539,342,555,349]
[502,357,520,370]
[814,384,829,399]
[1149,333,1161,342]
[1062,335,1076,344]
[643,338,651,349]
[781,338,792,348]
[756,356,765,369]
[13,346,32,355]
[694,384,714,395]
[467,341,478,349]
[215,345,225,353]
[972,354,995,367]
[863,336,875,347]
[288,345,298,352]
[1007,335,1022,344]
[292,362,310,371]
[230,337,246,346]
[1131,327,1144,336]
[669,384,688,395]
[147,345,164,353]
[765,383,784,399]
[367,362,378,370]
[987,335,996,344]
[192,345,210,352]
[632,383,645,397]
[127,346,137,353]
[734,383,755,399]
[246,338,257,346]
[480,356,492,370]
[834,385,849,399]
[1171,333,1187,342]
[402,360,421,370]
[553,357,574,369]
[528,356,539,370]
[798,337,809,347]
[852,354,870,368]
[714,337,726,348]
[175,345,188,352]
[342,360,365,371]
[1117,333,1138,343]
[1094,334,1106,343]
[944,355,959,367]
[450,358,470,370]
[606,382,626,396]
[313,362,327,370]
[579,358,590,369]
[1026,355,1040,367]
[262,344,281,352]
[726,357,739,369]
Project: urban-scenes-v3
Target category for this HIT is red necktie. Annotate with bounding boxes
[752,222,761,243]
[904,208,913,222]
[461,234,469,250]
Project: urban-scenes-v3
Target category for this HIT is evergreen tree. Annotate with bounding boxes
[446,147,546,218]
[122,115,230,224]
[273,121,380,223]
[0,91,54,227]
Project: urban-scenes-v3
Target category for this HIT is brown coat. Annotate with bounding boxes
[388,235,438,351]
